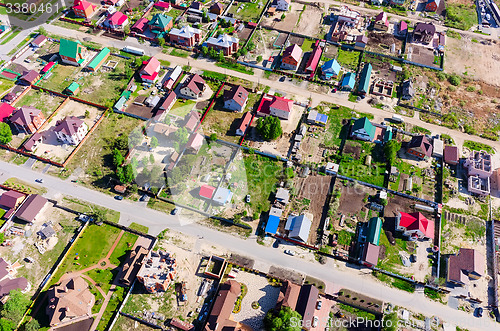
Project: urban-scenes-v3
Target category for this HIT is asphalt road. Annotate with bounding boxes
[0,159,495,330]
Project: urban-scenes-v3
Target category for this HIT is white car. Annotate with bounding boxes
[312,316,319,328]
[284,250,295,256]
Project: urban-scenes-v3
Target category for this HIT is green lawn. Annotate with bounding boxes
[0,29,21,45]
[389,159,418,191]
[0,78,15,97]
[85,268,118,293]
[3,177,47,195]
[0,209,6,219]
[336,48,361,70]
[129,222,149,233]
[14,88,64,117]
[170,99,196,117]
[445,4,478,31]
[377,229,412,274]
[147,198,175,214]
[87,281,105,314]
[109,232,139,266]
[301,38,315,52]
[61,197,120,223]
[338,141,387,187]
[169,48,190,58]
[96,286,126,330]
[49,223,122,286]
[463,140,494,154]
[228,1,263,22]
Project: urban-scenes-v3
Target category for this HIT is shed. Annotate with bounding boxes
[212,187,233,205]
[265,207,283,234]
[64,82,80,95]
[444,145,459,165]
[366,217,382,245]
[432,138,443,158]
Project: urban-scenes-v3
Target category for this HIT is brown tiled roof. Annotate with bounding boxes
[14,194,47,223]
[447,248,485,284]
[54,116,85,136]
[407,135,433,157]
[0,190,25,209]
[204,280,241,331]
[0,276,28,298]
[183,74,205,95]
[223,85,249,107]
[20,70,39,83]
[46,276,94,326]
[10,106,41,127]
[119,245,148,286]
[444,145,459,164]
[275,280,301,310]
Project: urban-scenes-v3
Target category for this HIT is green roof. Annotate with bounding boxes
[352,117,376,140]
[384,127,393,142]
[120,90,131,100]
[59,39,83,58]
[358,63,372,94]
[114,96,127,110]
[66,82,80,94]
[87,47,110,70]
[149,14,173,30]
[366,217,382,245]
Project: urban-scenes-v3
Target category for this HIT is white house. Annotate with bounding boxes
[269,96,293,120]
[223,85,249,112]
[53,116,88,145]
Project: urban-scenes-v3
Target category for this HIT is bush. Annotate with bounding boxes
[448,74,461,86]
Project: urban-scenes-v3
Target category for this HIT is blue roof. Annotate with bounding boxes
[358,64,372,94]
[265,215,280,234]
[316,113,328,124]
[341,72,356,89]
[321,59,341,76]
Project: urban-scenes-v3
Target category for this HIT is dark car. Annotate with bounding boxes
[114,195,123,201]
[35,178,43,183]
[475,307,483,318]
[279,76,286,82]
[410,254,417,263]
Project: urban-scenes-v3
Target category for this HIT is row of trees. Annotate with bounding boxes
[0,290,40,331]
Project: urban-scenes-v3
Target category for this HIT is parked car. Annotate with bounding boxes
[245,195,251,203]
[475,307,483,318]
[279,76,286,82]
[312,316,319,328]
[114,195,123,200]
[316,301,322,310]
[284,250,295,256]
[410,254,417,263]
[35,178,43,183]
[331,88,337,93]
[139,194,147,201]
[172,207,182,215]
[335,311,345,318]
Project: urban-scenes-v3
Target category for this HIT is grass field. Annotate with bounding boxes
[14,88,64,117]
[445,4,478,31]
[62,197,120,223]
[169,48,190,58]
[129,222,149,233]
[96,286,126,330]
[463,140,494,154]
[377,230,412,274]
[109,232,139,266]
[336,48,361,70]
[3,177,47,195]
[301,38,315,52]
[228,1,263,22]
[0,78,14,97]
[170,99,196,117]
[85,268,117,293]
[338,140,387,187]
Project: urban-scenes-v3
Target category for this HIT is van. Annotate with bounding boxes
[391,114,404,123]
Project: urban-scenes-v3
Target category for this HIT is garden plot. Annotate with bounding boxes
[14,88,65,118]
[33,100,104,163]
[338,140,387,187]
[299,125,329,164]
[228,1,265,22]
[335,47,361,71]
[261,2,302,31]
[293,3,327,38]
[407,44,439,68]
[246,28,281,65]
[365,31,404,56]
[334,180,378,226]
[0,204,80,295]
[293,175,334,243]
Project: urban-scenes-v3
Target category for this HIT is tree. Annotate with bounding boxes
[264,307,302,331]
[84,110,90,118]
[36,27,47,36]
[112,148,124,168]
[209,133,217,141]
[116,166,125,183]
[1,290,30,325]
[448,74,461,86]
[149,153,155,164]
[208,47,217,59]
[201,46,209,56]
[0,233,4,245]
[123,164,135,183]
[150,136,158,149]
[129,127,143,147]
[280,13,286,20]
[157,37,165,47]
[383,140,401,166]
[256,116,282,141]
[0,319,13,331]
[114,135,128,151]
[93,208,107,223]
[23,319,40,331]
[0,123,12,145]
[142,156,149,166]
[382,312,398,331]
[217,50,225,62]
[174,127,189,145]
[256,55,263,62]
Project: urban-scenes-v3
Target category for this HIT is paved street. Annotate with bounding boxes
[0,159,496,330]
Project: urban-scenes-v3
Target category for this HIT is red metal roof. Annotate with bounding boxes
[199,185,215,199]
[270,96,293,113]
[399,212,434,239]
[305,45,322,72]
[41,61,55,73]
[0,102,16,122]
[141,57,160,76]
[131,18,148,32]
[237,112,252,134]
[107,11,128,26]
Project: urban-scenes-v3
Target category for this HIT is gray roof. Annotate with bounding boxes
[286,214,312,242]
[275,188,290,203]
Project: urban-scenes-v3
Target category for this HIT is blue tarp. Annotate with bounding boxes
[265,215,280,234]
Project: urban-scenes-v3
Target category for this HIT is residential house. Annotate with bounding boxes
[275,187,290,204]
[72,0,96,19]
[86,47,110,72]
[162,65,182,89]
[199,184,216,199]
[407,135,433,159]
[23,132,43,152]
[447,248,485,285]
[103,11,129,29]
[154,1,171,11]
[64,82,80,95]
[0,258,29,300]
[396,211,435,240]
[444,146,459,165]
[354,35,368,50]
[464,150,493,196]
[19,70,40,86]
[131,18,149,34]
[295,285,319,330]
[425,0,440,12]
[180,74,206,99]
[236,112,252,136]
[184,110,200,131]
[140,56,161,84]
[210,2,224,15]
[186,132,204,153]
[31,34,47,48]
[204,280,242,331]
[53,116,88,145]
[149,14,173,34]
[401,79,414,100]
[0,190,25,210]
[190,1,202,10]
[207,34,239,56]
[14,194,47,223]
[413,22,435,44]
[59,39,86,66]
[361,243,380,267]
[351,117,375,141]
[306,110,328,126]
[320,59,341,80]
[330,6,361,42]
[269,96,293,120]
[357,63,372,95]
[280,44,302,70]
[265,207,282,234]
[373,12,389,31]
[341,72,356,90]
[137,250,177,293]
[275,280,301,310]
[305,44,322,73]
[0,103,15,122]
[286,214,312,242]
[274,0,290,11]
[432,138,443,158]
[224,85,249,112]
[159,91,177,112]
[9,106,45,134]
[46,276,94,327]
[119,246,148,286]
[169,26,202,47]
[213,187,233,206]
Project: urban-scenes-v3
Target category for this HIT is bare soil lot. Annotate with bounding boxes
[294,3,326,38]
[408,44,438,68]
[445,36,500,87]
[14,88,65,118]
[261,2,302,31]
[294,175,334,243]
[336,181,377,219]
[366,31,404,56]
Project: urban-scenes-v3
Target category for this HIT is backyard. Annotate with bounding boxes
[336,48,361,71]
[338,140,387,187]
[444,4,477,30]
[228,1,264,22]
[14,88,65,118]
